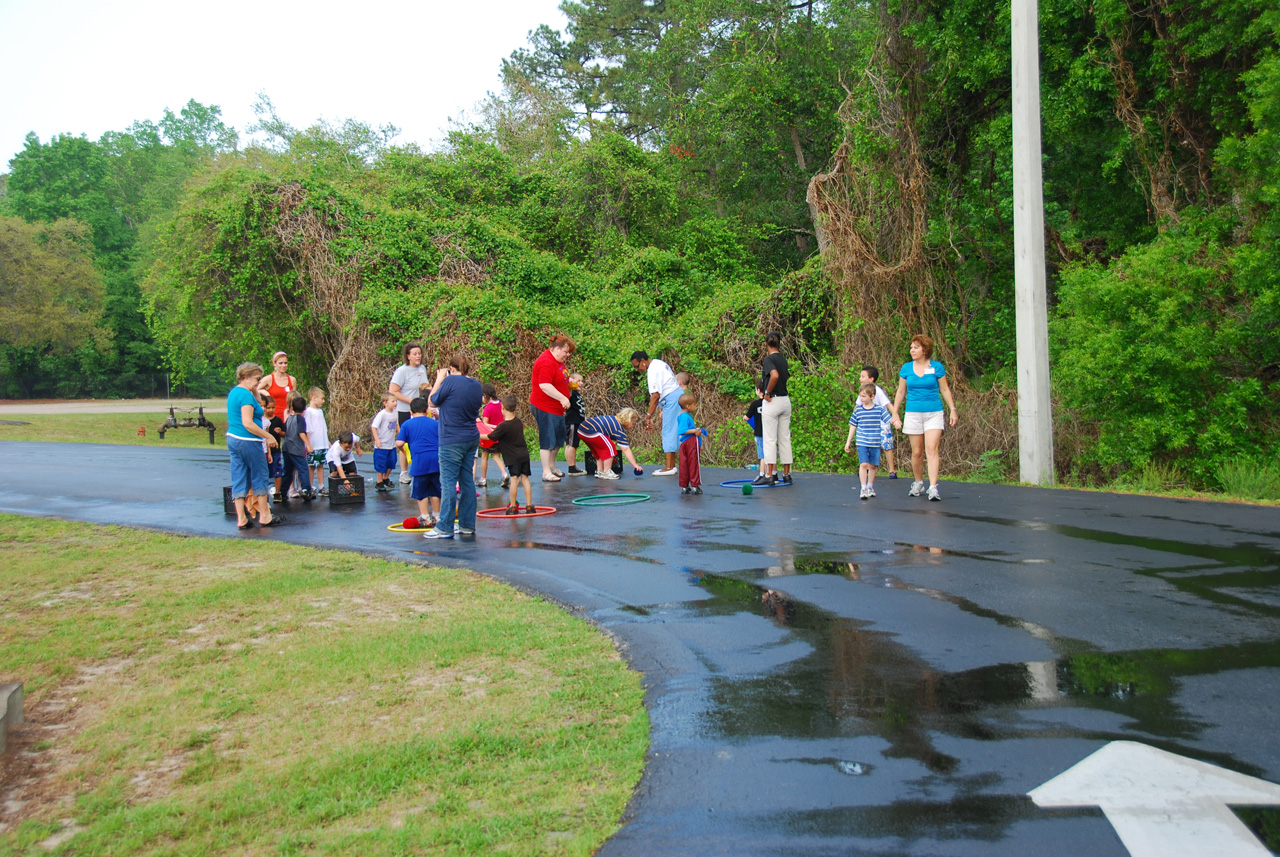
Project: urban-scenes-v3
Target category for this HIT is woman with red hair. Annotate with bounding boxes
[890,335,958,501]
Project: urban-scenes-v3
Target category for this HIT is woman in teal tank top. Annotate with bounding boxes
[889,335,958,501]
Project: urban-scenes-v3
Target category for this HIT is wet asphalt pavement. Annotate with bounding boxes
[3,441,1280,856]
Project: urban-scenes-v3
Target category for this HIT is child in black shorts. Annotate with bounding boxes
[481,395,534,514]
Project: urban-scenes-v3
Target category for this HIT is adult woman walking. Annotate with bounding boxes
[228,362,282,529]
[424,355,483,540]
[529,334,575,482]
[256,351,297,419]
[389,341,429,483]
[889,334,958,501]
[752,332,793,486]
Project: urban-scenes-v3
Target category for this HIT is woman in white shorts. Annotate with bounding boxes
[889,334,957,501]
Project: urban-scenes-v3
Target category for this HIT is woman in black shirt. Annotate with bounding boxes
[752,331,793,486]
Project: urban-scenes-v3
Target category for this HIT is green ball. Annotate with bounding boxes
[742,483,754,495]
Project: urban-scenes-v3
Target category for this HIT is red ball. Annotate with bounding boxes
[403,516,420,529]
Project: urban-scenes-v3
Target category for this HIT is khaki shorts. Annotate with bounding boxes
[903,411,945,435]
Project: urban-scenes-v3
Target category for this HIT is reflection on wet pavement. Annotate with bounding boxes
[5,445,1280,855]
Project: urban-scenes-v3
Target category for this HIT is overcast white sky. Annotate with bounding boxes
[0,0,568,169]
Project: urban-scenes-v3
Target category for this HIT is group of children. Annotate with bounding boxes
[257,358,898,516]
[256,386,367,504]
[387,384,534,526]
[841,365,898,499]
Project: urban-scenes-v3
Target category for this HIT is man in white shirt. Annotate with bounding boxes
[630,350,682,475]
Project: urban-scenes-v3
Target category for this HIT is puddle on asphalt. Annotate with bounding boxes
[682,568,1280,783]
[760,793,1091,840]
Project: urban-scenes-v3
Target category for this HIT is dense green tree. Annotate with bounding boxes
[504,0,870,266]
[0,216,107,349]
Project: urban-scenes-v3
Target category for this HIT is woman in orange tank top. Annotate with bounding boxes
[257,351,297,416]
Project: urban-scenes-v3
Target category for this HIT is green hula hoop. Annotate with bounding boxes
[572,493,651,507]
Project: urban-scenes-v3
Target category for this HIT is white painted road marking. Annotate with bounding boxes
[1029,741,1280,856]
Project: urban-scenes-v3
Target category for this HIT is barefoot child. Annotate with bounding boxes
[263,394,286,501]
[480,395,534,514]
[845,383,892,499]
[395,397,441,528]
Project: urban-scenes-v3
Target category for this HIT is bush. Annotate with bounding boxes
[1215,459,1280,501]
[1050,209,1278,484]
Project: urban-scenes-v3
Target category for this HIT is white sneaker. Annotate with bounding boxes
[399,470,412,484]
[867,486,876,497]
[653,467,678,476]
[859,486,869,500]
[927,485,941,501]
[595,470,619,480]
[908,481,925,497]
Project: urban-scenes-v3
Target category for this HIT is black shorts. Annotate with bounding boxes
[565,421,582,448]
[506,460,532,477]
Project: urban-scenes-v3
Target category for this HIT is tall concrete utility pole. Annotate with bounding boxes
[1011,0,1055,485]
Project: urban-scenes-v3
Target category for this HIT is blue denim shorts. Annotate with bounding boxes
[857,445,882,467]
[531,404,567,450]
[228,437,269,499]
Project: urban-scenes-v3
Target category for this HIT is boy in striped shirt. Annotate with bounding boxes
[845,384,892,500]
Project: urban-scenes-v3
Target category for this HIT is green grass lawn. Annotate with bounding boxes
[0,515,648,856]
[0,411,225,449]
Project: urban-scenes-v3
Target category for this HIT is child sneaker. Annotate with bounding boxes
[567,467,585,476]
[691,486,702,495]
[867,486,876,498]
[859,486,869,500]
[399,471,412,484]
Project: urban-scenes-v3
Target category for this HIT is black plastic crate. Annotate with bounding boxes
[223,486,236,515]
[329,474,365,505]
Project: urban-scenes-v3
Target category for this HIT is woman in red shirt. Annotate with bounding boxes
[528,334,575,481]
[257,351,297,420]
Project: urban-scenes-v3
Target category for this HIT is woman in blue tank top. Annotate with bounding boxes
[227,362,283,529]
[889,335,957,502]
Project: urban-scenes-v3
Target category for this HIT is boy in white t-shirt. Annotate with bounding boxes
[860,365,897,479]
[326,430,363,481]
[304,387,331,495]
[370,393,399,492]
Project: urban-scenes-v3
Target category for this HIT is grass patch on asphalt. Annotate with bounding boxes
[0,514,648,855]
[0,411,223,448]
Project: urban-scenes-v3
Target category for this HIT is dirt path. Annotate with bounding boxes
[0,399,219,415]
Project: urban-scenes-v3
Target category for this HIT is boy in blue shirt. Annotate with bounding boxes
[845,384,892,499]
[677,393,706,495]
[395,397,441,529]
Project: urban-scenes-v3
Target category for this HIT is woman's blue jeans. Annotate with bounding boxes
[437,439,479,531]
